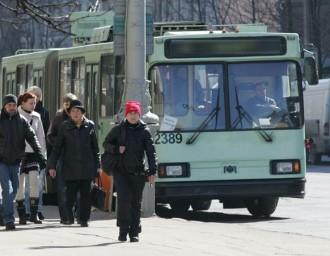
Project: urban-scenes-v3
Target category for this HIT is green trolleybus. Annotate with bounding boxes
[149,24,318,216]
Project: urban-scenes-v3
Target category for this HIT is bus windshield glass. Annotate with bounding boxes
[229,61,302,130]
[150,63,225,131]
[150,61,302,131]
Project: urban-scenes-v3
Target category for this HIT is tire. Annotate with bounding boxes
[246,197,279,217]
[170,200,190,213]
[191,199,212,211]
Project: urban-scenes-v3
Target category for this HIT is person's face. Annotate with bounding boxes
[63,100,71,111]
[69,107,84,124]
[126,112,140,124]
[21,98,36,112]
[4,103,17,116]
[256,85,266,98]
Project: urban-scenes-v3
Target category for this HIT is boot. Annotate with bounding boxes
[118,227,129,242]
[16,200,27,225]
[30,198,42,224]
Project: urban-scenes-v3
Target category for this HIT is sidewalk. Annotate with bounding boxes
[0,206,161,256]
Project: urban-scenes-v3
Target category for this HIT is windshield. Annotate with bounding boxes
[229,62,302,130]
[150,61,302,131]
[150,64,225,131]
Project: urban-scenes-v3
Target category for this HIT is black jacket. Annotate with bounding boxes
[47,117,101,181]
[0,109,45,165]
[103,120,157,175]
[47,109,69,147]
[35,101,50,136]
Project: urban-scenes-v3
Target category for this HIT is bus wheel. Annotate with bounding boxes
[191,199,212,211]
[170,200,190,213]
[246,197,279,217]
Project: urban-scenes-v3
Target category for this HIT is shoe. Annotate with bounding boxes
[37,212,45,220]
[19,218,27,225]
[5,222,16,231]
[118,233,127,242]
[80,222,88,227]
[130,236,139,242]
[62,220,74,225]
[30,215,42,224]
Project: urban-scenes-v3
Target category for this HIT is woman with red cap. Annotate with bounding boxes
[103,100,157,242]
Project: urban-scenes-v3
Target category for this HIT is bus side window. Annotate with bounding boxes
[59,60,72,103]
[100,55,115,118]
[72,58,85,105]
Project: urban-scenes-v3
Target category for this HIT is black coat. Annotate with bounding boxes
[103,120,157,175]
[0,109,45,165]
[47,118,101,181]
[35,101,50,136]
[47,109,69,147]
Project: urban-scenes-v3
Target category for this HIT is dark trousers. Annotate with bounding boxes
[115,172,145,236]
[56,160,68,221]
[65,179,92,223]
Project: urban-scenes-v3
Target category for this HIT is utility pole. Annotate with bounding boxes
[114,0,158,217]
[304,0,311,45]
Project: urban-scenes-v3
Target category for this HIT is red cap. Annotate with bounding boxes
[125,100,142,116]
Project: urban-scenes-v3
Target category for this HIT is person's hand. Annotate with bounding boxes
[39,157,47,170]
[49,169,56,178]
[119,146,126,154]
[148,175,156,184]
[97,168,102,175]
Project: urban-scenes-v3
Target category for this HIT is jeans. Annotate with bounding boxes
[24,169,45,213]
[0,162,20,224]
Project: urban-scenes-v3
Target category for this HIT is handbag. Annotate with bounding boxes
[101,151,119,176]
[101,123,127,175]
[91,175,106,211]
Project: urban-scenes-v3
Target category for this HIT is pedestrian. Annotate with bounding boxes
[15,92,47,225]
[0,94,46,230]
[103,100,157,242]
[48,100,101,227]
[25,86,50,221]
[47,93,77,224]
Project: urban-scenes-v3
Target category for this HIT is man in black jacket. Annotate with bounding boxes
[0,94,46,231]
[48,100,101,227]
[47,93,77,223]
[103,100,157,242]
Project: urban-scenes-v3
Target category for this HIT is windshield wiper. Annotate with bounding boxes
[232,86,273,142]
[186,106,221,145]
[186,86,221,145]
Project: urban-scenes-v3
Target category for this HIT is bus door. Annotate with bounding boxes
[86,64,99,124]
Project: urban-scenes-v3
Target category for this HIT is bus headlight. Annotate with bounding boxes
[271,160,301,174]
[158,163,190,178]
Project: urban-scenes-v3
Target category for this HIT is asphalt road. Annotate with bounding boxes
[0,164,329,256]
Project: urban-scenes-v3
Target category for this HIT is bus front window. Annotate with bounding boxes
[229,62,302,130]
[151,64,225,131]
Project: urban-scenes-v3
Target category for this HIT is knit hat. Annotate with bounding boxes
[2,94,17,107]
[68,99,85,113]
[125,100,141,116]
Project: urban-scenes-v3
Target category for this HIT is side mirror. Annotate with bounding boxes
[304,56,319,85]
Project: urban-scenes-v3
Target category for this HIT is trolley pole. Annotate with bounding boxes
[114,0,158,217]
